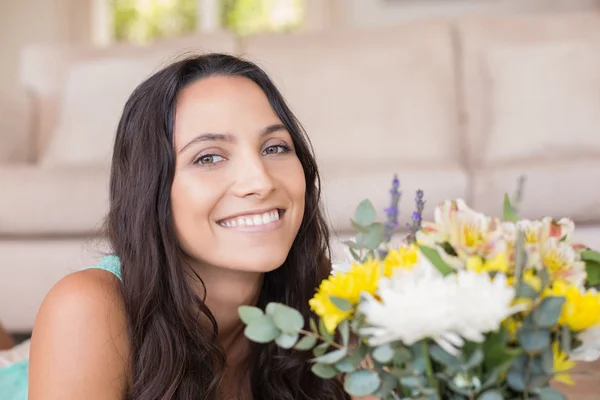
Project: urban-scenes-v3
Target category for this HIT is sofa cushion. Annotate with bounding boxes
[242,21,461,166]
[0,166,109,235]
[40,56,160,166]
[320,161,469,233]
[471,159,600,224]
[482,41,600,166]
[457,12,600,168]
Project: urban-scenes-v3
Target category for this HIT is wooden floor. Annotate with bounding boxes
[552,360,600,399]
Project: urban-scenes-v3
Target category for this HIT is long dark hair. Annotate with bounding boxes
[107,53,349,400]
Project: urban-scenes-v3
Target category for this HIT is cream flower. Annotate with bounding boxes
[358,265,521,355]
[570,326,600,362]
[417,199,505,262]
[539,237,586,287]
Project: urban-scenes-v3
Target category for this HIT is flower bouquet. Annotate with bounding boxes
[238,177,600,399]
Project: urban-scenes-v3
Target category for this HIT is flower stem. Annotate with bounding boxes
[298,329,344,350]
[422,342,438,392]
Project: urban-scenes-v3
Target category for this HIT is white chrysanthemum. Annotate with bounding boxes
[359,267,522,355]
[570,326,600,362]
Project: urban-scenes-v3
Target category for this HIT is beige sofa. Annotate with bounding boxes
[1,11,600,332]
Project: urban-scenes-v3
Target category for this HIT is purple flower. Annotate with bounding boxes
[406,189,425,244]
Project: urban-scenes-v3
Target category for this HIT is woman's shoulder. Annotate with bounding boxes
[28,261,130,399]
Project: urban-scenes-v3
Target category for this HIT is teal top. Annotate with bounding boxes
[0,255,122,400]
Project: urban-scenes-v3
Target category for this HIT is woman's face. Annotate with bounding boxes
[171,75,306,273]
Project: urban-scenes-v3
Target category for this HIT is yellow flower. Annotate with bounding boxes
[553,342,576,385]
[383,244,419,277]
[309,259,381,333]
[466,252,510,274]
[545,280,600,331]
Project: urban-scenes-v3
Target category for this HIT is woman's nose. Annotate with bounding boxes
[230,155,276,199]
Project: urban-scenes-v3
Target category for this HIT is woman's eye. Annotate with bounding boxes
[262,145,289,155]
[196,154,225,165]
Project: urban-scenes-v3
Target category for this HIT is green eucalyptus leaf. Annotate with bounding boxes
[339,320,350,347]
[534,296,566,328]
[313,342,330,357]
[516,282,539,299]
[465,347,484,370]
[349,247,362,262]
[354,199,377,226]
[344,370,381,396]
[312,348,348,365]
[399,375,422,389]
[329,296,352,313]
[539,268,550,290]
[560,325,571,353]
[343,240,362,250]
[266,302,278,315]
[374,372,398,398]
[364,223,384,250]
[294,334,317,350]
[419,245,454,276]
[483,329,522,372]
[238,306,264,325]
[540,348,554,375]
[536,387,567,400]
[372,343,395,364]
[309,318,319,334]
[503,193,519,222]
[351,220,369,233]
[311,363,338,379]
[527,374,551,390]
[429,344,460,369]
[244,315,280,343]
[393,347,412,365]
[276,332,299,349]
[518,330,551,353]
[319,319,334,343]
[272,304,305,334]
[478,390,504,400]
[506,369,526,391]
[335,356,357,373]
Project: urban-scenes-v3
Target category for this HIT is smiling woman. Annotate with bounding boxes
[17,53,351,400]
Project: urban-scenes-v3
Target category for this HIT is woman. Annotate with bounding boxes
[8,53,351,399]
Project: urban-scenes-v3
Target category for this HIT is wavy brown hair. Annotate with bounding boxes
[106,53,350,400]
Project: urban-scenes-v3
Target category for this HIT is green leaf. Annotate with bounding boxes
[465,347,484,370]
[582,249,600,264]
[329,296,352,313]
[585,260,600,286]
[364,223,384,250]
[519,330,551,353]
[419,245,454,276]
[560,325,571,353]
[266,302,278,315]
[343,240,362,250]
[344,370,382,396]
[339,320,350,347]
[335,356,358,373]
[516,282,539,299]
[312,348,348,365]
[351,219,369,233]
[539,268,551,290]
[536,387,567,400]
[295,334,317,350]
[372,343,395,364]
[393,347,412,365]
[483,329,522,372]
[354,199,377,226]
[528,374,551,390]
[309,318,319,334]
[540,347,554,375]
[503,193,519,222]
[373,372,397,398]
[399,375,422,389]
[319,318,334,343]
[238,305,264,325]
[429,344,460,369]
[273,304,305,334]
[348,247,362,262]
[244,315,280,343]
[311,363,338,379]
[275,332,299,349]
[478,390,504,400]
[313,342,329,357]
[534,296,566,328]
[506,369,526,391]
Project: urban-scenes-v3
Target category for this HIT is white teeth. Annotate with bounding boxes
[219,209,281,228]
